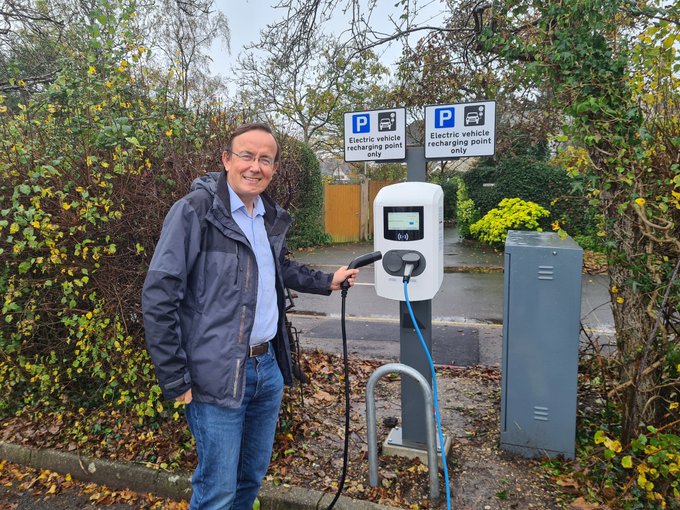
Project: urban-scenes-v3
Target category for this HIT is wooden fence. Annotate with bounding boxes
[324,180,397,242]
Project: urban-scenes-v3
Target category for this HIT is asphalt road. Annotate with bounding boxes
[287,267,615,367]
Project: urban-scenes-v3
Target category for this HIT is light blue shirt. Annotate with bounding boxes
[228,184,278,345]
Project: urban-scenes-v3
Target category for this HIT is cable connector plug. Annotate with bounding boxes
[401,252,421,283]
[341,251,382,291]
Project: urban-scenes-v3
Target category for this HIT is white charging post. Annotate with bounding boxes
[374,182,446,455]
[374,182,443,301]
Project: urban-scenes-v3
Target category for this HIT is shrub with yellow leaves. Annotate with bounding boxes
[469,197,550,247]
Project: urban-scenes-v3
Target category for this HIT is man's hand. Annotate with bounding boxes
[175,388,193,404]
[330,266,360,291]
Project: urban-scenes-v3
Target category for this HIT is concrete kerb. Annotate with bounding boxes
[0,440,395,510]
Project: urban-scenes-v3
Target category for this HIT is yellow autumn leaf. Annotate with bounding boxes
[662,34,675,49]
[604,437,623,453]
[622,455,633,468]
[635,197,646,207]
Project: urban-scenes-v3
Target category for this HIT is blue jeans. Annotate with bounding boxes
[186,343,284,510]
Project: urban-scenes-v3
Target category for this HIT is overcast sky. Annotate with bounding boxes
[208,0,281,77]
[208,0,447,80]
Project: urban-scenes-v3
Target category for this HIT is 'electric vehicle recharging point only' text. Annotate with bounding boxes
[373,182,450,460]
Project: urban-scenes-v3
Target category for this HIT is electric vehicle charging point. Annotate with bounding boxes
[343,101,495,508]
[371,182,451,464]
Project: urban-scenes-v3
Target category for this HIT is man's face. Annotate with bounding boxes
[222,129,278,206]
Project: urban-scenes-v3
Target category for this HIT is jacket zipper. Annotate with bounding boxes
[238,305,247,344]
[233,358,241,399]
[234,244,240,286]
[245,253,252,290]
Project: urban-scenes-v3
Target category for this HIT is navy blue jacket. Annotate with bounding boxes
[142,171,332,407]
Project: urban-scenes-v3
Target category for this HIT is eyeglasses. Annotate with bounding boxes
[225,150,275,170]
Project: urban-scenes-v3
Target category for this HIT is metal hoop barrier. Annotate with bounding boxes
[365,363,439,502]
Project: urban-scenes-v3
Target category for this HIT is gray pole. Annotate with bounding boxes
[400,300,433,444]
[398,146,433,447]
[406,146,426,182]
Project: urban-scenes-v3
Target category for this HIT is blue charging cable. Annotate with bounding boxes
[403,280,452,510]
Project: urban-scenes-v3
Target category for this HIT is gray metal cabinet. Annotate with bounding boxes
[501,230,583,459]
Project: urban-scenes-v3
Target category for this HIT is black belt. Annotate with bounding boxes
[248,341,270,357]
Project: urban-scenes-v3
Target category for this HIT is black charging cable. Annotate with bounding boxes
[325,251,382,510]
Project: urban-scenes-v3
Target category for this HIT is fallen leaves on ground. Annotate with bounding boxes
[569,496,605,509]
[582,250,607,274]
[0,350,572,509]
[0,459,187,508]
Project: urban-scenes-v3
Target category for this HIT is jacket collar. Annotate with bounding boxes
[215,171,291,236]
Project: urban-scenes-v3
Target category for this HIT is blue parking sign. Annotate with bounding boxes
[352,113,370,133]
[434,107,455,128]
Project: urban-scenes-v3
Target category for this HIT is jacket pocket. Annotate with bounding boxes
[207,250,239,284]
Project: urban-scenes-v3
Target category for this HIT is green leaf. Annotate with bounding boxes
[621,455,633,469]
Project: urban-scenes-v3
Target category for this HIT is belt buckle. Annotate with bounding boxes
[249,342,268,357]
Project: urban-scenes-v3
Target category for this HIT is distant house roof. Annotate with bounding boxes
[406,119,425,146]
[319,158,352,181]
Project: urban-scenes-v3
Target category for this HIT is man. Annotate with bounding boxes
[142,123,358,509]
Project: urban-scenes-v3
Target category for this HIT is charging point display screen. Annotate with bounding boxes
[388,212,419,230]
[383,206,424,241]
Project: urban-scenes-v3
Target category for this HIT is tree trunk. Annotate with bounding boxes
[609,269,659,443]
[605,194,664,444]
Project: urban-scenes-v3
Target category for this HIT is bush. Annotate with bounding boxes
[469,198,550,247]
[0,1,324,423]
[599,427,680,508]
[271,138,331,249]
[463,155,593,236]
[431,175,458,223]
[464,156,569,214]
[455,178,481,238]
